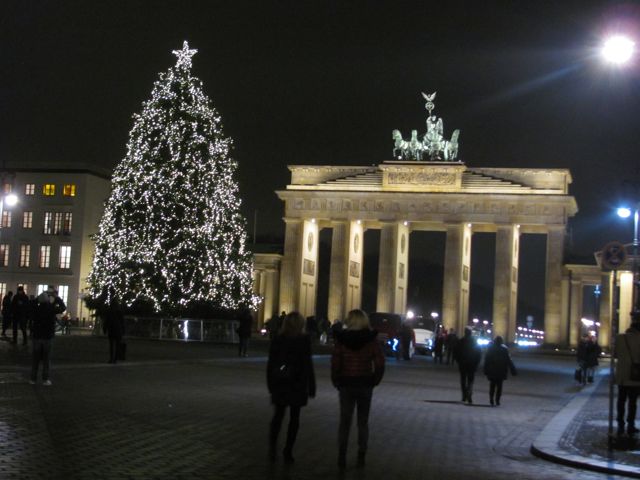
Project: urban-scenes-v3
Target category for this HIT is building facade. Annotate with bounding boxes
[0,168,111,321]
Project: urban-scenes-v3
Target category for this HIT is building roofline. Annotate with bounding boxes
[3,167,112,181]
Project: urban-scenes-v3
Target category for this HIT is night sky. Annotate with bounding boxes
[3,1,640,319]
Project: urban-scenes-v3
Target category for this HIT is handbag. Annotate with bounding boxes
[624,335,640,382]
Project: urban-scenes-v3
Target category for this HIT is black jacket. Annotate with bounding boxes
[483,343,517,381]
[32,294,66,340]
[267,334,316,407]
[11,292,30,321]
[454,334,482,371]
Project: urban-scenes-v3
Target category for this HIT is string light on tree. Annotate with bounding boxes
[88,41,258,314]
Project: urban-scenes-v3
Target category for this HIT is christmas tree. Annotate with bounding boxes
[88,41,258,315]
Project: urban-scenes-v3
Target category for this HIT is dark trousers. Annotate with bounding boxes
[12,318,27,344]
[489,379,503,404]
[446,348,454,365]
[617,385,639,430]
[2,315,10,335]
[108,335,121,363]
[459,369,476,401]
[31,338,52,381]
[238,336,249,357]
[269,404,301,456]
[338,386,373,457]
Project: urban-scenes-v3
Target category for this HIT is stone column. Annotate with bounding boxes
[328,221,348,323]
[492,225,519,342]
[599,273,611,349]
[443,223,472,334]
[278,219,302,314]
[298,219,319,318]
[376,222,409,314]
[544,227,566,345]
[345,221,364,313]
[569,278,583,348]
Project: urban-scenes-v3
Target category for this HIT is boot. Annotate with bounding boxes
[338,448,347,469]
[357,451,366,468]
[283,447,294,464]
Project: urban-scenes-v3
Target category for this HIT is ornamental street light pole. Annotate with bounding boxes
[617,206,640,314]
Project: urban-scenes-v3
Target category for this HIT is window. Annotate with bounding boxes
[42,184,55,196]
[57,285,69,305]
[0,283,6,298]
[39,245,51,268]
[43,212,53,234]
[17,284,28,294]
[25,184,35,195]
[1,211,11,228]
[63,212,72,235]
[37,284,48,295]
[3,183,12,194]
[0,244,9,267]
[53,213,63,235]
[59,245,71,269]
[63,184,76,196]
[19,245,30,268]
[22,211,33,229]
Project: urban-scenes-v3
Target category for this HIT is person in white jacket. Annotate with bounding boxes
[615,314,640,436]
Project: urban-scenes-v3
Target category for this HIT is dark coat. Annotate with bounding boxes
[483,343,517,381]
[331,329,385,388]
[32,294,66,340]
[454,334,482,372]
[267,334,316,407]
[236,313,252,339]
[11,291,30,321]
[104,306,125,339]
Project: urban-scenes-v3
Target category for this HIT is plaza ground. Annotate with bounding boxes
[0,334,637,479]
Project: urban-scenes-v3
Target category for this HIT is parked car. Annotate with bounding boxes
[405,316,437,355]
[369,312,414,359]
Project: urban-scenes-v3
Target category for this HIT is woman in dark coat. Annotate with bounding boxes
[267,311,316,464]
[483,336,517,406]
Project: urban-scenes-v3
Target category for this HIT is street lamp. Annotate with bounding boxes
[602,35,635,65]
[617,204,639,313]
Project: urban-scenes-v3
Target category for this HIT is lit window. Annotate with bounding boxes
[17,284,28,294]
[59,245,71,269]
[22,211,33,229]
[63,212,72,235]
[43,212,53,234]
[57,285,68,305]
[39,246,51,268]
[3,183,12,194]
[1,211,11,228]
[53,213,63,235]
[0,244,9,267]
[19,245,30,268]
[37,284,48,295]
[0,283,6,297]
[42,184,55,196]
[25,184,35,196]
[63,184,76,196]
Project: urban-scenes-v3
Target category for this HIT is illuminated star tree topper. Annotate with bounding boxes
[88,40,259,315]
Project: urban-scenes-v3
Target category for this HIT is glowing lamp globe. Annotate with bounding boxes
[602,35,635,65]
[4,193,18,207]
[617,207,632,218]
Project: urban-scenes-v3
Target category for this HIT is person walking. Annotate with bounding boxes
[433,328,445,364]
[10,286,30,345]
[584,336,602,383]
[615,315,640,436]
[576,335,590,385]
[454,328,482,404]
[483,336,517,406]
[266,311,315,464]
[237,309,252,357]
[30,286,66,385]
[332,309,385,469]
[1,291,13,337]
[445,328,457,365]
[103,298,125,364]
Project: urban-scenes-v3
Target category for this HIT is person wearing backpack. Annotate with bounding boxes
[266,311,315,464]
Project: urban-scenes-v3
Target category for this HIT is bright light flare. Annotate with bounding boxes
[4,193,17,207]
[617,207,632,218]
[602,35,635,64]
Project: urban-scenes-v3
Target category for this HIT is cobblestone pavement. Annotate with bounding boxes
[0,335,632,479]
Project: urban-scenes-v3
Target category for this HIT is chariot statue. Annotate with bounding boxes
[391,91,461,162]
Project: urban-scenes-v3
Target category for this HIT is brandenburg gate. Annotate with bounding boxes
[274,93,577,344]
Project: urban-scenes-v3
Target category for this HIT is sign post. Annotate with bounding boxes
[600,241,627,449]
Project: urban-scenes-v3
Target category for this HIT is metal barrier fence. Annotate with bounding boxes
[95,316,240,343]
